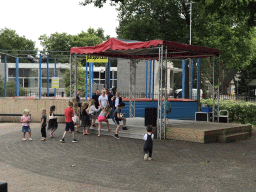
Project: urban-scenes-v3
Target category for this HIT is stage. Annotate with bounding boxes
[93,118,252,143]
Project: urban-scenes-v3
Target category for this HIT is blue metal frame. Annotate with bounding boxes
[152,59,155,100]
[108,58,111,89]
[4,56,7,97]
[145,60,148,98]
[149,60,152,98]
[197,58,201,100]
[39,53,42,99]
[16,57,19,97]
[54,59,57,97]
[47,57,49,97]
[190,59,193,100]
[85,62,88,99]
[182,60,186,98]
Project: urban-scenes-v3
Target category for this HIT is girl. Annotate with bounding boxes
[80,102,91,135]
[112,91,123,111]
[40,108,47,141]
[48,105,58,138]
[21,109,32,141]
[97,105,111,137]
[72,101,81,133]
[88,99,101,127]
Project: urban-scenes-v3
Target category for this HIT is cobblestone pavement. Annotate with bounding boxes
[0,123,256,192]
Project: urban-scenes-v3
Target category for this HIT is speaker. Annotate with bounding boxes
[0,181,7,192]
[145,107,157,127]
[195,112,208,121]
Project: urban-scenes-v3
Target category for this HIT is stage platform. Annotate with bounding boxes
[91,118,252,143]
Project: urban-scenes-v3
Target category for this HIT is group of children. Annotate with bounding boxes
[20,97,154,160]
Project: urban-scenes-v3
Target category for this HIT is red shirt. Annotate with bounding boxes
[64,107,73,123]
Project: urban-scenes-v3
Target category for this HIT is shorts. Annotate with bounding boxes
[113,117,122,125]
[98,116,107,122]
[22,126,31,132]
[65,122,75,132]
[165,110,170,118]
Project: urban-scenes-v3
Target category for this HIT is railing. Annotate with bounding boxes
[209,94,256,103]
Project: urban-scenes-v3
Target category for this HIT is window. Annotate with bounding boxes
[8,69,16,77]
[42,69,54,77]
[93,72,99,78]
[42,79,52,88]
[100,71,105,79]
[24,78,38,88]
[59,69,66,78]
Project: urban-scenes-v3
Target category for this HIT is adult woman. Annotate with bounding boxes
[112,91,123,111]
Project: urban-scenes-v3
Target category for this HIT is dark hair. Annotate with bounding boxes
[119,102,125,107]
[50,105,55,115]
[146,125,152,132]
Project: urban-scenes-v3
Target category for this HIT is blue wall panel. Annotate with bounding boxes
[122,101,197,120]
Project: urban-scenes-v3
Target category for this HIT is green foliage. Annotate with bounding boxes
[0,77,27,97]
[0,28,36,63]
[39,28,108,63]
[62,62,88,97]
[201,99,256,126]
[116,0,190,42]
[80,0,123,8]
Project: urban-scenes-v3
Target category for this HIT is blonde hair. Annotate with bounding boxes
[101,89,106,93]
[81,102,89,110]
[102,105,111,113]
[88,99,95,109]
[41,108,46,113]
[23,109,30,115]
[71,97,76,103]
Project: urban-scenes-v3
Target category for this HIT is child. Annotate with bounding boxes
[143,125,154,160]
[48,105,58,138]
[80,102,91,135]
[72,102,81,133]
[40,108,47,141]
[60,101,78,143]
[113,102,127,139]
[88,99,101,127]
[97,104,111,137]
[21,109,32,141]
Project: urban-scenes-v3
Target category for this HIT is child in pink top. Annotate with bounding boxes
[21,109,32,141]
[97,105,111,137]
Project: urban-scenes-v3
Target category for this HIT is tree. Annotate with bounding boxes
[0,76,27,97]
[62,62,87,97]
[0,28,36,63]
[79,0,123,8]
[39,28,108,63]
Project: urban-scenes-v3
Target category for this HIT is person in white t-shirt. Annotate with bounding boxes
[98,89,109,109]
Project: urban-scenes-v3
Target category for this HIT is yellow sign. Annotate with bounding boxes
[86,55,108,63]
[52,77,59,88]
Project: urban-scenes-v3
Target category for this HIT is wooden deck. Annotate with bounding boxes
[165,121,252,143]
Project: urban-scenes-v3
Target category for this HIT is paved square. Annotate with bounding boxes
[0,123,256,192]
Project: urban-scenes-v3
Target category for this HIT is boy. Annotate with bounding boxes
[143,125,154,160]
[60,101,78,143]
[113,102,127,139]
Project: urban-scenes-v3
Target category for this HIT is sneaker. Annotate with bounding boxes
[122,127,128,130]
[60,138,65,143]
[113,134,120,139]
[148,157,152,161]
[144,154,148,160]
[72,138,78,143]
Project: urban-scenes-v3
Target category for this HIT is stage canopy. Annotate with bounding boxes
[70,38,221,59]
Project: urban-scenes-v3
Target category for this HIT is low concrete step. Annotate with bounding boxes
[218,132,250,143]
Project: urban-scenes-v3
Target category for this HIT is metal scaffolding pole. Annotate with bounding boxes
[70,54,72,98]
[157,45,164,140]
[74,54,77,97]
[129,59,137,118]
